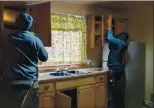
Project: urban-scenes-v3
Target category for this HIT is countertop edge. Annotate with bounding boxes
[38,70,109,84]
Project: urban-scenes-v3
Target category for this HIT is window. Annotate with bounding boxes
[45,13,87,65]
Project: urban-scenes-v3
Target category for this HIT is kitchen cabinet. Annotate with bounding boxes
[27,2,51,46]
[95,74,108,108]
[96,83,108,108]
[87,14,128,48]
[77,84,96,108]
[39,83,55,108]
[38,72,108,108]
[39,92,55,108]
[56,92,71,108]
[86,14,104,48]
[114,18,128,35]
[0,1,51,46]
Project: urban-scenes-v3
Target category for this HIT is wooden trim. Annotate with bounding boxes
[0,2,4,30]
[56,77,95,90]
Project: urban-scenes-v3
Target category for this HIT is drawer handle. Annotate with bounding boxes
[44,85,49,90]
[100,77,103,80]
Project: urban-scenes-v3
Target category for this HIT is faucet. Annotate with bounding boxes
[63,65,71,71]
[87,60,92,68]
[56,65,70,72]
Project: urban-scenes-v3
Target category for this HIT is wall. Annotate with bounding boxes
[127,2,153,100]
[51,1,127,17]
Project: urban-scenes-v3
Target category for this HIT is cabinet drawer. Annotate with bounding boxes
[39,83,54,93]
[96,74,107,83]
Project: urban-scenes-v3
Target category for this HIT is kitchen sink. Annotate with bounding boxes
[49,71,71,76]
[67,70,88,74]
[80,68,102,72]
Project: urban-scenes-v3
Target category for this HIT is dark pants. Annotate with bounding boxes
[0,80,38,108]
[108,69,125,108]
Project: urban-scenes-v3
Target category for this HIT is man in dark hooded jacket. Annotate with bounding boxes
[0,13,48,108]
[107,28,129,108]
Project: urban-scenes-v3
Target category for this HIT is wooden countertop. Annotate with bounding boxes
[38,68,109,84]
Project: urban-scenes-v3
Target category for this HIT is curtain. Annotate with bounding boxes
[44,13,87,65]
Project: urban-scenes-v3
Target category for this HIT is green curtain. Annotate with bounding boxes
[51,13,86,32]
[43,13,87,65]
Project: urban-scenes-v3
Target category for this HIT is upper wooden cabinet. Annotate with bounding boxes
[86,14,128,48]
[0,2,51,46]
[86,14,113,48]
[114,18,128,35]
[86,14,104,48]
[28,2,51,46]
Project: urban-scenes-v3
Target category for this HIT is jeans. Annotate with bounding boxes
[108,69,125,108]
[0,80,38,108]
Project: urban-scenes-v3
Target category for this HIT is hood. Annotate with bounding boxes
[19,12,33,31]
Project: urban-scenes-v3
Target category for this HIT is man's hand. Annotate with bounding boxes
[108,28,112,31]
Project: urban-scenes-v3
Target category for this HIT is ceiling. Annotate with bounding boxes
[2,1,152,10]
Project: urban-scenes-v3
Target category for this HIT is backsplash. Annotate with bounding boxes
[38,47,53,66]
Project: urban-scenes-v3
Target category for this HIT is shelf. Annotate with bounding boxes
[95,21,102,24]
[95,16,102,22]
[95,33,102,36]
[4,21,18,29]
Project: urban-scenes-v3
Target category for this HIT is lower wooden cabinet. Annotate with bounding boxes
[39,74,108,108]
[96,82,108,108]
[39,92,55,108]
[77,84,96,108]
[56,92,71,108]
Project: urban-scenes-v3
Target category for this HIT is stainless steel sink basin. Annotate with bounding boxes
[49,72,71,76]
[67,70,88,74]
[80,68,102,72]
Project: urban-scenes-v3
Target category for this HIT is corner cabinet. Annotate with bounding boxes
[28,2,51,46]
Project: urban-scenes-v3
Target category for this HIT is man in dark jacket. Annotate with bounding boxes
[107,28,129,108]
[0,13,48,108]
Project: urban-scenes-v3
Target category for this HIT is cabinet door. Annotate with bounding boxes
[101,15,104,47]
[56,92,71,108]
[86,14,95,48]
[77,84,95,108]
[103,14,112,40]
[96,83,108,108]
[115,19,128,35]
[29,2,51,46]
[104,14,112,29]
[39,92,55,108]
